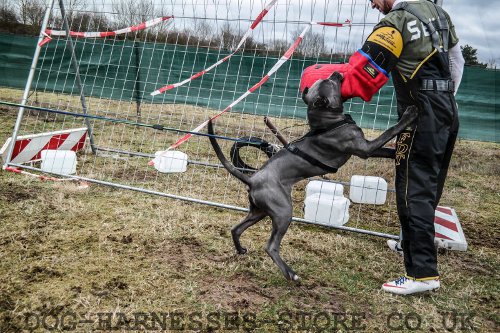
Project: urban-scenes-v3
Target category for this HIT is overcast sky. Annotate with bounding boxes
[443,0,499,65]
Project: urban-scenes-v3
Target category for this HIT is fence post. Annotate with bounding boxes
[2,0,56,168]
[58,0,97,154]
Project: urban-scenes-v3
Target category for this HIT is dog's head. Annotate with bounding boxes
[302,71,343,112]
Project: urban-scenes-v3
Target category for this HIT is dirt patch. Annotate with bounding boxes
[446,253,497,277]
[199,273,276,311]
[0,181,36,203]
[464,225,500,249]
[107,233,134,244]
[22,265,63,283]
[90,276,129,298]
[155,235,210,272]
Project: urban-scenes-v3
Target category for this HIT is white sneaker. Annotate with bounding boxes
[387,239,404,256]
[382,276,440,295]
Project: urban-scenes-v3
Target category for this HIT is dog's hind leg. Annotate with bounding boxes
[232,205,266,254]
[265,213,300,281]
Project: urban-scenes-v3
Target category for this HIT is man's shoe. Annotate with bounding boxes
[387,239,404,256]
[382,276,440,295]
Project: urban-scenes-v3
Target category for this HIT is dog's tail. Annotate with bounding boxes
[207,120,251,186]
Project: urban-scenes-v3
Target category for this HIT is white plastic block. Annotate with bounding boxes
[40,150,77,175]
[153,151,188,173]
[306,180,344,198]
[304,194,350,227]
[349,175,387,205]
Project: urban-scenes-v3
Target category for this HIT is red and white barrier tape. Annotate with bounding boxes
[150,0,278,96]
[150,20,352,160]
[149,20,351,164]
[4,166,89,188]
[39,16,174,47]
[149,24,314,165]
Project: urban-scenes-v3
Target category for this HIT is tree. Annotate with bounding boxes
[17,0,45,28]
[220,22,238,50]
[111,0,154,28]
[460,44,487,68]
[290,27,325,57]
[486,58,497,70]
[0,0,17,24]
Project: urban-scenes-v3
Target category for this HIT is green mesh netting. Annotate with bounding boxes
[0,33,497,142]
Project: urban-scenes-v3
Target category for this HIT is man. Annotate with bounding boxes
[300,0,464,295]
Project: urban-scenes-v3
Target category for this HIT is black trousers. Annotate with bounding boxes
[395,90,459,279]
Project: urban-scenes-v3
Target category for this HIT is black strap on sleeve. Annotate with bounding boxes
[392,1,450,53]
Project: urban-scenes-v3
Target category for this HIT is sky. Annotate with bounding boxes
[440,0,499,65]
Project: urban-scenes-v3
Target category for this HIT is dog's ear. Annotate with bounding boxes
[301,87,310,105]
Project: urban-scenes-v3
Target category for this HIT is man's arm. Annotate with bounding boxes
[448,42,464,95]
[300,25,403,102]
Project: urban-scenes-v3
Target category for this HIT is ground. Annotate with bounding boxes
[0,92,499,332]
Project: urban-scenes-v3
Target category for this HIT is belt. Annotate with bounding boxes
[420,79,454,92]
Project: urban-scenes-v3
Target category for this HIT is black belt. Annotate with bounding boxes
[420,79,454,92]
[285,144,338,173]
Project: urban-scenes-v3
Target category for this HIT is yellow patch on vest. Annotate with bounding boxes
[368,27,403,57]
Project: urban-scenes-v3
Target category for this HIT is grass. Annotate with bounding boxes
[0,87,499,332]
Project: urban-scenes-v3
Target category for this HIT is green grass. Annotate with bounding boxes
[0,88,499,332]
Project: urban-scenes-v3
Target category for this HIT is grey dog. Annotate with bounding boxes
[208,72,419,281]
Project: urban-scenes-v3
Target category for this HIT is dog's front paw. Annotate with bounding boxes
[401,105,420,122]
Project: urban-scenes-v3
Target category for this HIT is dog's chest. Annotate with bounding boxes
[307,108,343,131]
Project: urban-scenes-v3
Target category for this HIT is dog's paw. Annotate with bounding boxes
[236,248,248,255]
[402,105,420,122]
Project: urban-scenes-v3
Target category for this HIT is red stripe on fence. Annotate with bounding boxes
[249,75,270,93]
[436,206,453,216]
[70,31,85,37]
[251,9,269,29]
[435,232,453,241]
[131,22,147,32]
[284,37,303,59]
[192,70,207,80]
[70,133,87,152]
[33,133,70,160]
[100,31,116,37]
[435,216,459,232]
[11,139,31,161]
[159,85,176,93]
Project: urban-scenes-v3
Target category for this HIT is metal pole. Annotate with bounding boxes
[2,0,56,168]
[134,41,142,118]
[58,0,97,154]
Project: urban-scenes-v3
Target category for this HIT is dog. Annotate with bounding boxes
[208,72,419,281]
